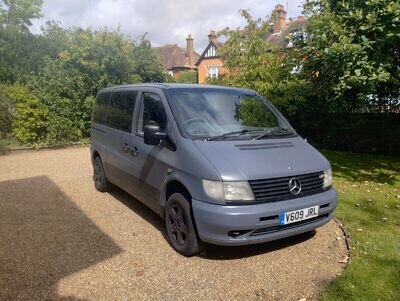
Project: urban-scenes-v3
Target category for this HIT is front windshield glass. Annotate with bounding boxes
[167,88,296,140]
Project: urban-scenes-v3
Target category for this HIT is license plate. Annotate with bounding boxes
[280,206,319,225]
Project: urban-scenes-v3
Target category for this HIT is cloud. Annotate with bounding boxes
[30,0,304,52]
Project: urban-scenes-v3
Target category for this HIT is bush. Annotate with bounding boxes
[44,96,93,144]
[0,90,14,138]
[0,140,9,155]
[1,84,48,144]
[175,71,198,84]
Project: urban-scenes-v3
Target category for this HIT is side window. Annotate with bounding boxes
[138,93,167,134]
[92,92,110,124]
[107,91,137,132]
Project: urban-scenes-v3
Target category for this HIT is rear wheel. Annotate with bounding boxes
[165,193,205,256]
[93,156,108,192]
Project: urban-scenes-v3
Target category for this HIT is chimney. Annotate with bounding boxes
[273,4,287,33]
[186,34,194,68]
[208,30,217,43]
[297,15,306,22]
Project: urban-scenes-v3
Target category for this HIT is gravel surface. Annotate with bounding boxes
[0,147,348,301]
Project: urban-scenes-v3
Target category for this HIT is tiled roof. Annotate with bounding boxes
[154,44,200,70]
[267,16,308,47]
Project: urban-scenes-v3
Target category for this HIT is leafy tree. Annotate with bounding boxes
[214,10,305,115]
[0,0,42,32]
[26,28,167,142]
[132,35,168,83]
[293,0,400,113]
[0,0,46,82]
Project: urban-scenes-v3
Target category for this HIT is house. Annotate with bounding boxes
[196,4,303,84]
[154,34,200,78]
[195,30,226,84]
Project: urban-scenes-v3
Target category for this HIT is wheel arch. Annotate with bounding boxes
[160,176,195,219]
[92,149,101,160]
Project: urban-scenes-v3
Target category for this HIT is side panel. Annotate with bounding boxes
[91,92,111,164]
[100,91,139,190]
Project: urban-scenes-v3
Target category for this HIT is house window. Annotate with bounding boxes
[207,66,219,79]
[168,70,174,76]
[205,45,216,57]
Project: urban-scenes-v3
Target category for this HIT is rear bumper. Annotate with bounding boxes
[192,188,338,246]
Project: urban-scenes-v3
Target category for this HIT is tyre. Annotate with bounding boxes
[93,156,108,192]
[165,193,205,256]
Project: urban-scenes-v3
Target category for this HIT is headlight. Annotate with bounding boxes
[323,168,333,188]
[202,180,255,202]
[202,180,224,201]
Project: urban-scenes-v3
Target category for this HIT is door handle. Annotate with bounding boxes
[122,143,130,152]
[131,146,139,157]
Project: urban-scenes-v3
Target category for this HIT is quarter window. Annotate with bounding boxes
[138,93,167,134]
[107,91,137,132]
[92,92,110,124]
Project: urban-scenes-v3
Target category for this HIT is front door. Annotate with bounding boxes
[123,90,170,214]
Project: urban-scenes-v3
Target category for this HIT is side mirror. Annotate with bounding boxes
[144,125,166,146]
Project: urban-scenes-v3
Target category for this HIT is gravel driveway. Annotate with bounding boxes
[0,147,348,301]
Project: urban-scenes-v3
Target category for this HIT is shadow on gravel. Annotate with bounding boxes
[200,230,316,260]
[0,176,123,301]
[108,185,316,260]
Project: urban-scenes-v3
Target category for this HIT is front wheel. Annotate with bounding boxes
[93,156,108,192]
[165,193,205,256]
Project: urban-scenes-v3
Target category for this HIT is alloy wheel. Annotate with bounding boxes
[167,204,188,246]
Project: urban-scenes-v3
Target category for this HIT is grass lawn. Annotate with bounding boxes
[320,150,400,301]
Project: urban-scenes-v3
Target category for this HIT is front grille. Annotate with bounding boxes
[249,172,325,202]
[250,213,329,236]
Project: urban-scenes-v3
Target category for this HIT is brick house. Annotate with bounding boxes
[154,34,200,78]
[196,4,303,84]
[195,30,226,84]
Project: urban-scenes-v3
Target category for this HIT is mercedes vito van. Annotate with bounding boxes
[90,84,338,256]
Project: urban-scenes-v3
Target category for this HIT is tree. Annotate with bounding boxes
[0,0,45,82]
[293,0,400,113]
[132,35,169,83]
[214,10,305,115]
[26,28,167,142]
[0,0,43,32]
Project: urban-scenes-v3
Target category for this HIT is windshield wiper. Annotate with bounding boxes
[207,129,250,141]
[255,128,292,140]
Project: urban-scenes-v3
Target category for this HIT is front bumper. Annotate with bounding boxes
[192,188,338,246]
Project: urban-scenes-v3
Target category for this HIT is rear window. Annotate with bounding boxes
[107,91,137,132]
[92,92,110,124]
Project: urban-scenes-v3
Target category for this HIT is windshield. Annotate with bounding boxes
[167,88,296,140]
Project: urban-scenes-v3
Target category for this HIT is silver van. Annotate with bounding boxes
[90,84,338,256]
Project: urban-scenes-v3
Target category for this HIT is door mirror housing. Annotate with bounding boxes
[144,125,166,145]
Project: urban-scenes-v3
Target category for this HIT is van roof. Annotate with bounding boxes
[98,83,255,94]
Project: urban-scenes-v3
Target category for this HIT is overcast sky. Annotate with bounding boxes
[30,0,304,52]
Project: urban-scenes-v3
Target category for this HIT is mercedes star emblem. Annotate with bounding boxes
[288,177,302,195]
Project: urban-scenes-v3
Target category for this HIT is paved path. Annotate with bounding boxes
[0,147,348,301]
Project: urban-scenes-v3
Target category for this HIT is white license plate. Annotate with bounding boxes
[280,206,319,225]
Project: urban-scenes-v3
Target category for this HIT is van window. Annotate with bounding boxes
[92,92,110,124]
[138,93,167,134]
[107,91,137,132]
